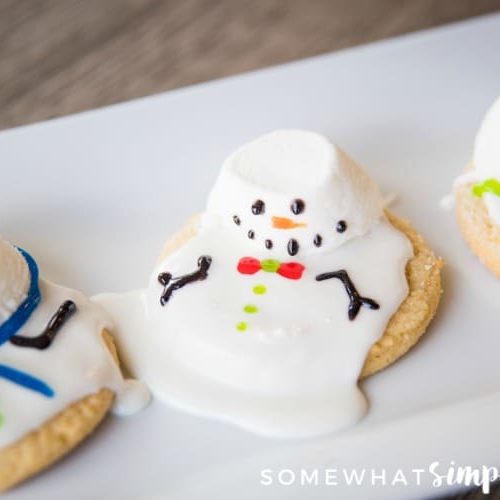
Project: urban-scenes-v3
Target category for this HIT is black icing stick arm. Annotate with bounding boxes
[158,255,212,306]
[315,269,379,321]
[10,300,77,350]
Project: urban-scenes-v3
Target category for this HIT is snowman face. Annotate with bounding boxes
[206,130,384,259]
[229,192,350,257]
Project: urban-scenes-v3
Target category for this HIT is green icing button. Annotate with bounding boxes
[236,321,248,332]
[253,284,267,295]
[243,304,258,314]
[261,259,280,273]
[472,178,500,198]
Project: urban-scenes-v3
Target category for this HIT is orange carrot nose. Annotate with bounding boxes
[271,216,307,229]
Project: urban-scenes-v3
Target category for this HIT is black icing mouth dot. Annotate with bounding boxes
[248,230,255,239]
[251,200,265,215]
[233,215,241,225]
[291,199,305,215]
[287,239,299,256]
[336,220,347,233]
[313,234,322,247]
[265,239,273,250]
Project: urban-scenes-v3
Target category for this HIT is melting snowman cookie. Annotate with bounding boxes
[0,238,150,492]
[451,97,500,277]
[98,130,442,438]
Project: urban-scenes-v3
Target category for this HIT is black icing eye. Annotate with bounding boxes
[233,215,241,225]
[290,199,305,215]
[251,200,265,215]
[336,220,347,233]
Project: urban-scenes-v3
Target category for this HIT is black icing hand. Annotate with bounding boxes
[315,270,379,321]
[158,255,212,306]
[10,300,77,350]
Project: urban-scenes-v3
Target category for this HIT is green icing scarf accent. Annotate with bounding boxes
[472,178,500,198]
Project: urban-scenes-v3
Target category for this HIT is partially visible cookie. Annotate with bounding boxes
[0,390,114,493]
[451,97,500,278]
[0,330,117,493]
[455,167,500,278]
[0,238,146,492]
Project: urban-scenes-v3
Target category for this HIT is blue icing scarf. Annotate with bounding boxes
[0,248,54,398]
[0,248,41,346]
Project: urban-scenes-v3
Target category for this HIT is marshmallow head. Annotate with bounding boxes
[0,238,30,324]
[474,97,500,179]
[206,130,384,257]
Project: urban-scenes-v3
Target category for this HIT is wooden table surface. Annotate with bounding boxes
[2,1,500,498]
[2,0,500,131]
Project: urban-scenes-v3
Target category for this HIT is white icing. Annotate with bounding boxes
[440,194,454,211]
[483,194,500,224]
[474,97,500,180]
[112,379,152,417]
[473,97,500,224]
[0,239,29,323]
[96,130,413,438]
[0,277,151,449]
[97,216,411,438]
[207,130,385,259]
[451,98,500,225]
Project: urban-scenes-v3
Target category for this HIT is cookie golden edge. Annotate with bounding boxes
[158,211,443,379]
[0,329,118,493]
[455,166,500,279]
[360,211,443,377]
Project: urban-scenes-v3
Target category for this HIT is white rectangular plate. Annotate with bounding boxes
[2,13,500,500]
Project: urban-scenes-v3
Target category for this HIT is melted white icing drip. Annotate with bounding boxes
[483,194,500,225]
[96,215,412,438]
[0,280,150,448]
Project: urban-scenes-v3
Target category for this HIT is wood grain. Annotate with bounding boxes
[1,0,500,130]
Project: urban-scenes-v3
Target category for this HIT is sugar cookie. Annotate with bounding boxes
[451,98,500,277]
[0,239,150,491]
[98,130,442,438]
